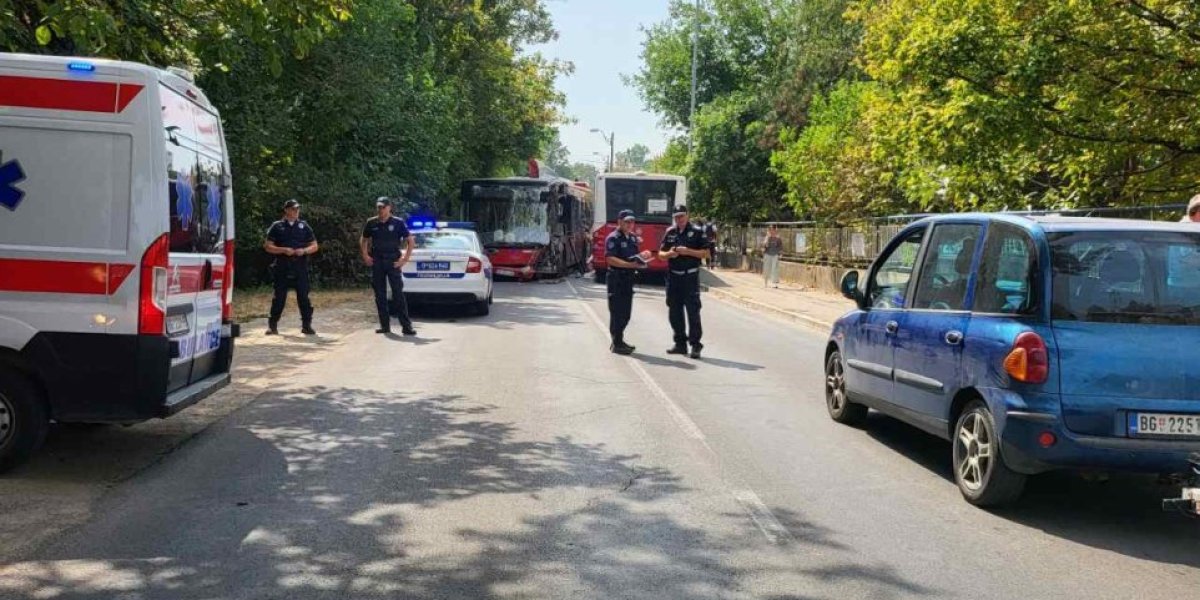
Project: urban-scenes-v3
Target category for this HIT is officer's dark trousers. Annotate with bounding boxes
[269,261,313,326]
[666,271,702,347]
[607,269,635,343]
[371,258,412,331]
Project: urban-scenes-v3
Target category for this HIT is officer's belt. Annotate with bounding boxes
[670,268,700,275]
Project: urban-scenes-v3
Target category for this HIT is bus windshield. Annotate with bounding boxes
[605,178,678,224]
[463,182,551,246]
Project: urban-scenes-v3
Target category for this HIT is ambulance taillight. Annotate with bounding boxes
[138,234,169,335]
[222,240,235,322]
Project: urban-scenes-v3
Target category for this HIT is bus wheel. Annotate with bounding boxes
[0,369,49,474]
[594,270,607,284]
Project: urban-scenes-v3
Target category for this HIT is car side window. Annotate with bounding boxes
[974,223,1037,314]
[868,228,926,309]
[912,224,981,311]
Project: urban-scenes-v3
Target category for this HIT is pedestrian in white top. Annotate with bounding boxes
[762,224,783,288]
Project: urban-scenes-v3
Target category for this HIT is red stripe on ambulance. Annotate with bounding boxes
[0,76,143,113]
[0,258,136,295]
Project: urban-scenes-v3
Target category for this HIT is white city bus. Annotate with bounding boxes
[591,172,687,282]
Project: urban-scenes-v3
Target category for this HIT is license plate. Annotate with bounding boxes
[495,268,515,277]
[167,314,190,336]
[1129,413,1200,438]
[418,261,450,271]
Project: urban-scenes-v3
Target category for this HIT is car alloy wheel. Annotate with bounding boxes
[0,392,13,450]
[826,357,846,414]
[955,411,993,492]
[824,351,867,425]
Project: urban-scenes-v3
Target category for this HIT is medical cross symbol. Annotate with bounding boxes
[0,151,27,211]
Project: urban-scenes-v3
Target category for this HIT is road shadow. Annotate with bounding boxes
[2,386,933,599]
[698,356,765,372]
[630,353,697,370]
[858,411,1200,568]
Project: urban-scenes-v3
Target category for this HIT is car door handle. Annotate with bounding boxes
[885,320,899,334]
[944,330,964,345]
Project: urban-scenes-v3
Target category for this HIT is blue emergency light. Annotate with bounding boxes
[67,62,96,73]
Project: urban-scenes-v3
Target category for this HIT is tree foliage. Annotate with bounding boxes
[855,0,1200,210]
[634,0,1200,224]
[3,0,567,285]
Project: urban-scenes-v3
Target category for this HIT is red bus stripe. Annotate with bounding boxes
[0,258,135,295]
[0,76,143,113]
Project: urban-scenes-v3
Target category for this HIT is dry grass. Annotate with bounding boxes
[232,287,374,324]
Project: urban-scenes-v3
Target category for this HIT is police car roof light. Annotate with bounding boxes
[68,62,96,73]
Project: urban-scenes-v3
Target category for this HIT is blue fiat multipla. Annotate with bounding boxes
[827,214,1200,506]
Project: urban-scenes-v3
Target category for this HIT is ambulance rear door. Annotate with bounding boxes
[161,83,227,391]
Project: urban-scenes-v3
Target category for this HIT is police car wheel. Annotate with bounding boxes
[474,299,490,317]
[0,369,49,474]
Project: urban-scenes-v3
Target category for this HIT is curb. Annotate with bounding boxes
[700,284,834,333]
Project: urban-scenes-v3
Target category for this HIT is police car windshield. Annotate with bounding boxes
[414,231,478,252]
[463,182,551,246]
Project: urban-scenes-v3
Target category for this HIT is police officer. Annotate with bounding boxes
[264,199,319,335]
[658,206,709,358]
[605,209,653,355]
[360,197,417,335]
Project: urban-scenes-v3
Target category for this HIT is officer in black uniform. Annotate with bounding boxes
[605,209,653,355]
[360,197,417,335]
[264,199,319,335]
[658,206,709,358]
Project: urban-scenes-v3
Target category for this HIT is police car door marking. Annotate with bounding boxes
[0,152,27,211]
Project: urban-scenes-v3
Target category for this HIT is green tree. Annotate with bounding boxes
[615,143,651,171]
[689,92,788,222]
[1,0,351,73]
[772,81,898,222]
[648,139,690,175]
[854,0,1200,209]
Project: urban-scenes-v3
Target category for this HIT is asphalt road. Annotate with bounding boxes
[2,279,1197,599]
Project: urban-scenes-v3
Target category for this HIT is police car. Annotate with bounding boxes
[0,53,237,471]
[401,222,494,315]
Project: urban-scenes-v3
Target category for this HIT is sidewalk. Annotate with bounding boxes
[700,268,852,332]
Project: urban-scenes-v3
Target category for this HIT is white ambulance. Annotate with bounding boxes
[0,53,238,471]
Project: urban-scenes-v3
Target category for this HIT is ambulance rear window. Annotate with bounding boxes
[162,84,226,254]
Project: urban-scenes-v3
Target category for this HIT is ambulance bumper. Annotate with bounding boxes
[19,331,222,423]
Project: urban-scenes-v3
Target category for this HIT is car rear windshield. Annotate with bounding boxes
[414,232,478,252]
[1049,230,1200,325]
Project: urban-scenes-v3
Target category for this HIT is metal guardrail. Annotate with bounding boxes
[719,204,1190,267]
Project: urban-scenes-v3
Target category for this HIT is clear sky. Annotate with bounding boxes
[533,0,677,169]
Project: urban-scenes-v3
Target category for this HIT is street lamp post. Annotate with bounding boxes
[590,128,614,172]
[689,0,699,153]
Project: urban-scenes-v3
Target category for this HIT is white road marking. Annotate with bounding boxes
[732,489,794,544]
[565,278,790,544]
[566,279,708,445]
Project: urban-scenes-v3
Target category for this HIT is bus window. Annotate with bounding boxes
[606,179,677,223]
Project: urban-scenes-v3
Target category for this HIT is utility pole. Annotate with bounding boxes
[689,0,700,153]
[590,128,615,172]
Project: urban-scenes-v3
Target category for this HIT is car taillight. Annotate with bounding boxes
[138,233,170,335]
[222,240,235,321]
[466,257,483,273]
[1004,331,1049,384]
